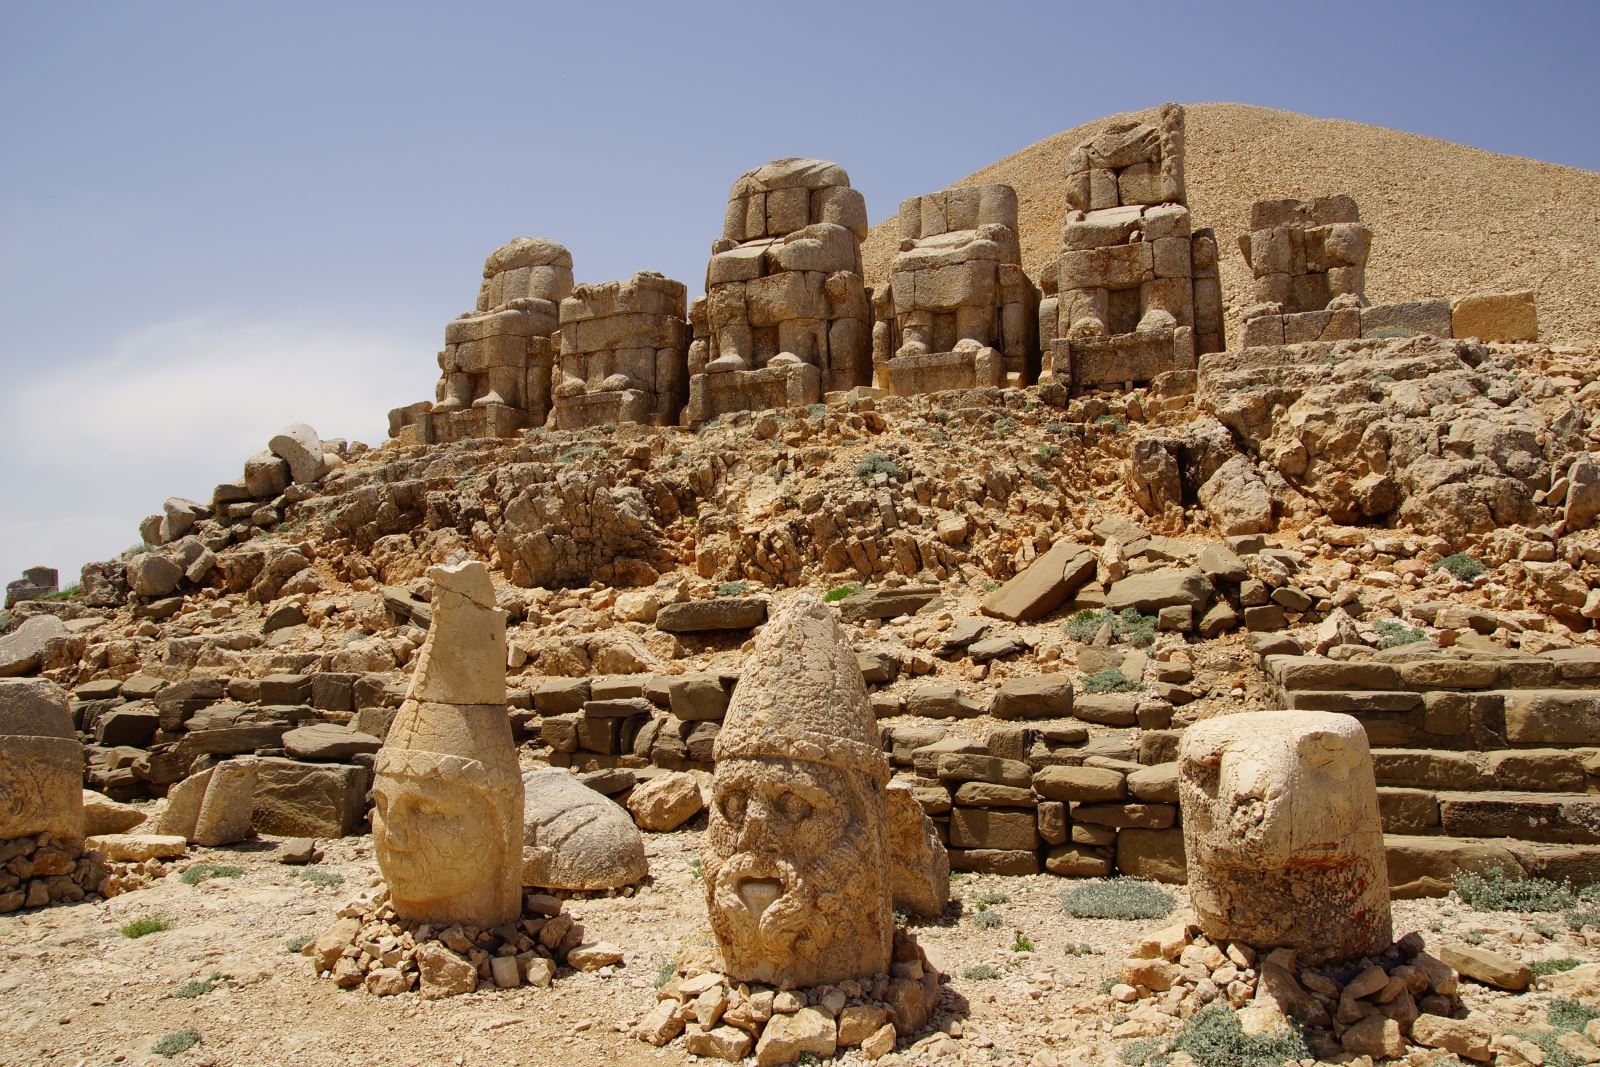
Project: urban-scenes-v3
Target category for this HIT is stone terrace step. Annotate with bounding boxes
[1266,648,1600,695]
[1372,748,1598,792]
[1281,689,1600,751]
[1386,834,1600,897]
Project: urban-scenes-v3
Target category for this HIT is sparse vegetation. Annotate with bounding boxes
[1455,867,1580,912]
[1083,668,1142,695]
[1531,958,1583,978]
[1549,996,1600,1032]
[823,586,861,603]
[1064,942,1097,956]
[292,868,344,889]
[807,403,827,419]
[977,891,1009,906]
[1031,470,1048,490]
[1012,934,1035,952]
[993,416,1016,436]
[1121,1005,1309,1067]
[892,908,909,926]
[654,958,678,989]
[1436,552,1487,580]
[121,916,171,939]
[689,857,702,881]
[1045,421,1065,434]
[715,580,750,597]
[963,965,1000,980]
[180,864,243,886]
[1065,608,1156,648]
[284,934,314,953]
[973,909,1004,930]
[46,584,81,600]
[1094,413,1127,433]
[153,1029,201,1058]
[1373,618,1427,649]
[854,451,902,479]
[1061,879,1175,921]
[1036,443,1061,463]
[175,973,224,999]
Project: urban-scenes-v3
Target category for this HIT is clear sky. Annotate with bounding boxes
[2,0,1597,587]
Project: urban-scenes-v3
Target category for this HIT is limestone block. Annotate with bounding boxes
[267,423,327,485]
[251,758,366,838]
[704,595,893,987]
[886,781,948,919]
[1361,301,1453,339]
[1180,711,1391,963]
[1451,291,1537,343]
[626,770,705,831]
[0,679,83,842]
[193,757,258,846]
[980,542,1097,622]
[521,767,646,891]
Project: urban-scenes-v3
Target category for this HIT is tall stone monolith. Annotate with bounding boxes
[372,560,523,928]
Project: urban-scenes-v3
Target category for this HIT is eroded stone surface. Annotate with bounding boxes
[1179,710,1391,963]
[373,560,523,927]
[703,594,893,986]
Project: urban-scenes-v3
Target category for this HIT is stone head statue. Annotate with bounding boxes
[703,594,893,988]
[373,560,524,928]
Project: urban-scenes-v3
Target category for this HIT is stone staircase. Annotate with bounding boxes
[1266,645,1600,894]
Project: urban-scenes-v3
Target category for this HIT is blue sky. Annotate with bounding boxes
[2,0,1597,585]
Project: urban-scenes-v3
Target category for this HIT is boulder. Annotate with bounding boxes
[989,673,1074,720]
[250,757,367,837]
[1439,944,1532,991]
[835,586,940,623]
[625,770,704,831]
[1566,456,1600,531]
[980,541,1097,622]
[126,553,183,598]
[1105,569,1209,615]
[268,423,327,485]
[0,615,72,678]
[1198,455,1273,535]
[82,789,147,836]
[521,767,647,890]
[655,598,768,633]
[282,722,383,761]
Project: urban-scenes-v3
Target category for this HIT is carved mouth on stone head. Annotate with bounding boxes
[736,877,784,920]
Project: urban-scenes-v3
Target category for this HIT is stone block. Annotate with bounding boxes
[1450,291,1537,343]
[250,757,367,838]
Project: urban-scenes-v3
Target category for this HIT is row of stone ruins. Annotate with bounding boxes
[389,103,1538,445]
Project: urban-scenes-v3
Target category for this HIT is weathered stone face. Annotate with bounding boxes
[373,560,523,928]
[705,756,888,986]
[701,594,893,987]
[1179,710,1392,964]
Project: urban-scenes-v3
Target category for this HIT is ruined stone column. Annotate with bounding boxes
[1179,710,1392,964]
[703,594,894,987]
[0,679,84,845]
[373,560,523,928]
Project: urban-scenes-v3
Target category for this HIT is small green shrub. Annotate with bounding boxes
[1566,902,1600,931]
[1083,668,1141,695]
[180,864,243,886]
[1061,879,1175,921]
[293,868,343,889]
[1065,942,1097,956]
[963,965,1000,980]
[46,585,81,601]
[1456,867,1578,912]
[175,973,224,999]
[972,909,1004,930]
[1531,958,1583,978]
[1036,443,1062,463]
[1436,552,1487,580]
[1096,976,1119,995]
[654,958,678,989]
[1094,413,1127,434]
[807,403,828,419]
[1012,934,1035,952]
[928,428,950,444]
[1031,470,1048,490]
[1143,1005,1309,1067]
[854,451,902,479]
[993,416,1016,436]
[892,908,909,926]
[1064,608,1155,648]
[1045,421,1066,434]
[284,934,314,953]
[977,891,1010,906]
[715,580,750,597]
[932,410,951,423]
[126,542,153,557]
[153,1029,200,1058]
[1550,996,1600,1031]
[690,857,702,881]
[823,586,861,603]
[121,917,171,939]
[1373,618,1427,650]
[1462,930,1485,945]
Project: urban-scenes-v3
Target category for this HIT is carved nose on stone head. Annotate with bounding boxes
[736,877,784,919]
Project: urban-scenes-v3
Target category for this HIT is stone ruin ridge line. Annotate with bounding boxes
[384,105,1542,444]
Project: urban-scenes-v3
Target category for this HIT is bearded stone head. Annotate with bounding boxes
[701,594,894,987]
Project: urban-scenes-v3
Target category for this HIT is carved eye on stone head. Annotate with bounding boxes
[776,790,812,823]
[719,790,748,827]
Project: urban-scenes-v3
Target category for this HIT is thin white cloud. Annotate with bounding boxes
[1,313,433,584]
